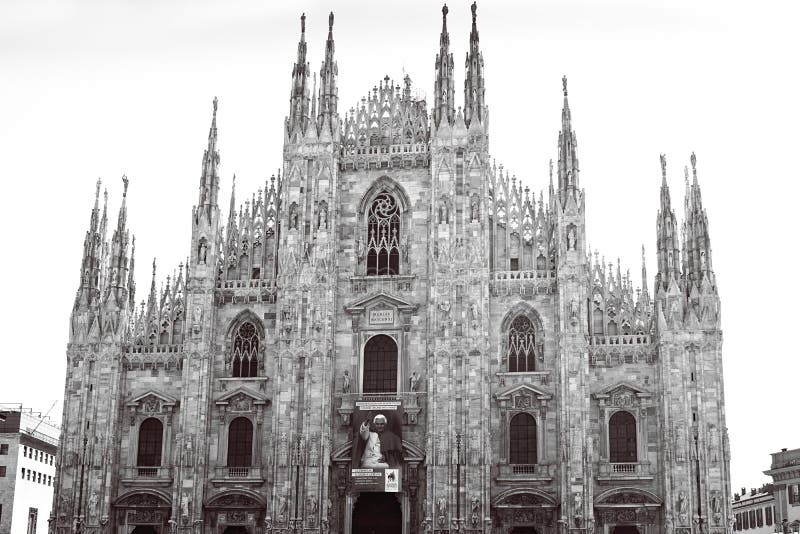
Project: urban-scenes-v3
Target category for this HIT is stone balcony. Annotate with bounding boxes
[336,392,425,426]
[495,463,554,483]
[210,466,265,486]
[596,462,654,482]
[120,466,173,487]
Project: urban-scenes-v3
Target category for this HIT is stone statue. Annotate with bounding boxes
[567,227,577,250]
[342,370,351,393]
[409,371,420,392]
[470,497,480,527]
[88,491,98,522]
[437,497,448,526]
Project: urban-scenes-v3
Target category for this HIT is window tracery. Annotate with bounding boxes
[366,193,400,276]
[508,316,536,372]
[231,321,259,378]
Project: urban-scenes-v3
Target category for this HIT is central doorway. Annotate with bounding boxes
[612,527,640,534]
[352,492,402,534]
[222,527,249,534]
[510,528,537,534]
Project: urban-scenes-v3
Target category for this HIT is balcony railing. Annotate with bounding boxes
[123,466,172,478]
[496,463,553,481]
[597,462,653,479]
[120,466,173,487]
[213,466,264,481]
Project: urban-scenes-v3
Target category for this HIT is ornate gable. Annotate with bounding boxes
[592,381,652,408]
[343,291,418,332]
[495,383,552,409]
[126,391,178,414]
[214,387,269,413]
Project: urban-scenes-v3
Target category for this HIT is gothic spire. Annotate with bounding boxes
[557,76,580,205]
[655,154,681,292]
[318,11,339,134]
[640,245,651,308]
[197,97,220,222]
[464,1,486,127]
[682,152,714,288]
[108,175,132,298]
[433,4,455,128]
[288,13,310,136]
[75,179,105,309]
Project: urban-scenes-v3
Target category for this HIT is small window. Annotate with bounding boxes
[37,472,41,484]
[48,476,52,486]
[609,411,637,462]
[0,466,6,477]
[27,507,38,534]
[509,413,537,464]
[509,258,519,271]
[137,418,164,467]
[0,443,8,454]
[23,445,28,457]
[227,417,254,467]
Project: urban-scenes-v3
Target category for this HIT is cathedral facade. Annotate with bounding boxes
[54,6,732,534]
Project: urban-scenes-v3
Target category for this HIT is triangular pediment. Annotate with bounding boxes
[343,291,418,315]
[593,381,652,402]
[215,386,268,406]
[495,383,552,402]
[125,389,178,412]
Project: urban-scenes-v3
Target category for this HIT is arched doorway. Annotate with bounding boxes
[510,528,537,534]
[222,527,249,534]
[612,526,640,534]
[131,527,158,534]
[352,492,402,534]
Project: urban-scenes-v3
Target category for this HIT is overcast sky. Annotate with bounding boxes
[1,0,798,494]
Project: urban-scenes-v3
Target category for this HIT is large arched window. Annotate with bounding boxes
[232,322,259,378]
[366,193,400,276]
[508,316,536,372]
[509,413,537,464]
[227,417,253,467]
[137,418,163,466]
[362,334,398,393]
[609,411,637,462]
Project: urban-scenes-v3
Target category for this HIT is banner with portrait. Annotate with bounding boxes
[350,399,403,492]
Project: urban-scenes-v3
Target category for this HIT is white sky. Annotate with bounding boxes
[1,0,798,495]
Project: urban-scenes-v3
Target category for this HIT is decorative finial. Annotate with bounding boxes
[95,178,102,199]
[562,75,568,96]
[442,4,448,20]
[660,154,666,178]
[471,1,477,23]
[122,174,129,197]
[684,165,689,187]
[301,13,306,33]
[690,152,697,173]
[212,96,218,115]
[152,258,157,276]
[329,11,334,30]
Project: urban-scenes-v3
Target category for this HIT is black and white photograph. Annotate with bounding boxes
[1,1,799,534]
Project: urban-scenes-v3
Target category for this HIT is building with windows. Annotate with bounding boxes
[0,405,60,534]
[53,5,731,534]
[731,448,800,534]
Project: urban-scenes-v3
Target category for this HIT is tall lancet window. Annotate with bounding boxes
[366,193,400,275]
[508,316,536,372]
[232,322,259,378]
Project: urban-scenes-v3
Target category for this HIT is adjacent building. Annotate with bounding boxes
[0,405,60,534]
[53,5,732,534]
